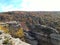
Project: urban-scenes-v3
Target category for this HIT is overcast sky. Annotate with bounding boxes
[0,0,60,12]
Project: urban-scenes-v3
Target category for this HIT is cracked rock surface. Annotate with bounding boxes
[0,30,30,45]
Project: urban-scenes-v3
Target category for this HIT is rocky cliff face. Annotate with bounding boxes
[0,11,60,45]
[0,30,30,45]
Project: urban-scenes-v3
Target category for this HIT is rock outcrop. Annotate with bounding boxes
[0,30,30,45]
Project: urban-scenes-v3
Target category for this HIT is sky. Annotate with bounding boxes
[0,0,60,12]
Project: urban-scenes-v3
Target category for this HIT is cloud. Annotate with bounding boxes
[0,0,60,12]
[20,0,60,11]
